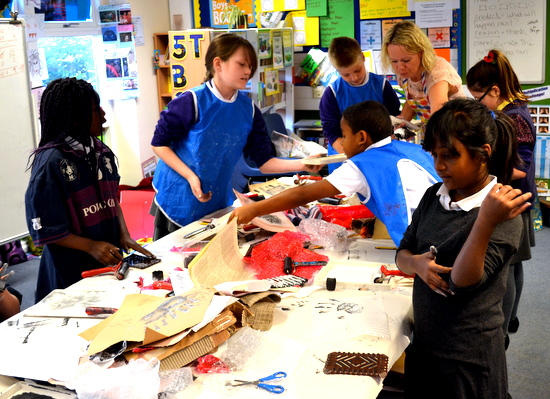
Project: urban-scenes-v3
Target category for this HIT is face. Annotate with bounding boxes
[468,86,501,111]
[431,138,490,201]
[336,58,367,86]
[340,118,364,158]
[387,44,422,81]
[90,101,106,137]
[215,47,252,93]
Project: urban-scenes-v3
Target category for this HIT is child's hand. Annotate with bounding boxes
[414,251,453,297]
[119,236,155,259]
[88,241,123,265]
[479,184,532,227]
[229,205,257,225]
[188,175,212,202]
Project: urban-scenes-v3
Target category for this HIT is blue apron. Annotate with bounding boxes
[153,84,253,226]
[352,140,438,245]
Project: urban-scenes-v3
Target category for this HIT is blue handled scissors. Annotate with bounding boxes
[232,371,287,394]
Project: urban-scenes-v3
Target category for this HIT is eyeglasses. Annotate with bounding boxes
[476,84,495,102]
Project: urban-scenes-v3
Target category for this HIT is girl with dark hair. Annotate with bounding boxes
[25,78,153,303]
[396,98,531,398]
[467,50,537,347]
[151,33,320,239]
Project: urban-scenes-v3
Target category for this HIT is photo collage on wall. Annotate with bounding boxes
[99,4,139,99]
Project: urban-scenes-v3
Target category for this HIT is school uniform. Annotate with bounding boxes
[151,80,273,228]
[25,138,121,303]
[398,180,523,399]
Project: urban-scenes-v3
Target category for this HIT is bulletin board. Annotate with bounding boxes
[0,20,37,245]
[466,0,546,84]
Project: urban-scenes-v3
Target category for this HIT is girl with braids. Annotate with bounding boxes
[396,99,531,398]
[151,33,321,239]
[467,50,537,347]
[25,78,153,303]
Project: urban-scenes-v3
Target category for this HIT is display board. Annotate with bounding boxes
[466,0,546,84]
[0,19,37,245]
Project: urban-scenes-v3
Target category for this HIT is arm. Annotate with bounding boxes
[152,145,211,201]
[258,157,322,174]
[382,80,401,116]
[319,88,344,149]
[450,184,531,287]
[230,179,341,225]
[151,93,212,202]
[398,101,416,121]
[426,80,452,115]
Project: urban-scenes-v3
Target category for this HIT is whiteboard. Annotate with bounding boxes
[466,0,546,84]
[0,19,37,246]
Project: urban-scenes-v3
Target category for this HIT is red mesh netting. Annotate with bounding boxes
[246,231,329,280]
[319,205,374,229]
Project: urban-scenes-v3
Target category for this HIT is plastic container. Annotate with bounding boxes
[179,241,209,268]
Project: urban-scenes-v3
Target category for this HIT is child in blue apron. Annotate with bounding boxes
[151,33,321,239]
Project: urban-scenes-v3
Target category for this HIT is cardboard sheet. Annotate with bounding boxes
[80,288,214,355]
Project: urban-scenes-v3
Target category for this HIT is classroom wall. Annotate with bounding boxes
[101,0,170,186]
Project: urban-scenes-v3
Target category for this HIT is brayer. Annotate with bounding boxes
[81,261,130,280]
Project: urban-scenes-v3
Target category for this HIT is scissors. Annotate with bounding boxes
[232,371,287,394]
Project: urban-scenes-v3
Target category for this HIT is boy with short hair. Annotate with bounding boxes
[320,37,401,171]
[230,101,439,246]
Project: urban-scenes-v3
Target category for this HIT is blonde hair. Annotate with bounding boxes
[328,37,363,69]
[380,21,436,75]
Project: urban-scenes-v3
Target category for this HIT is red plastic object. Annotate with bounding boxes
[318,204,374,229]
[195,354,231,374]
[248,231,329,280]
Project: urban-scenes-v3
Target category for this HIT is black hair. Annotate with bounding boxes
[341,101,392,142]
[38,77,100,148]
[423,98,520,185]
[203,33,258,83]
[28,78,103,169]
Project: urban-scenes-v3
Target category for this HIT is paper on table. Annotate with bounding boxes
[233,189,297,233]
[188,219,257,287]
[24,289,127,319]
[214,280,272,297]
[311,295,390,342]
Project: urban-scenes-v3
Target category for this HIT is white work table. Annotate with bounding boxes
[0,215,412,399]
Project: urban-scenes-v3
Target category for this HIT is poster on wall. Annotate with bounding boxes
[99,4,139,100]
[210,0,257,28]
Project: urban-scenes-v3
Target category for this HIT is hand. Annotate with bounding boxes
[229,205,257,226]
[86,241,123,265]
[478,184,532,227]
[0,263,14,282]
[119,236,155,259]
[301,154,324,174]
[413,251,453,297]
[187,175,212,202]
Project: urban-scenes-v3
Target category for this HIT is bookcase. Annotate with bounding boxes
[153,33,172,114]
[153,28,295,130]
